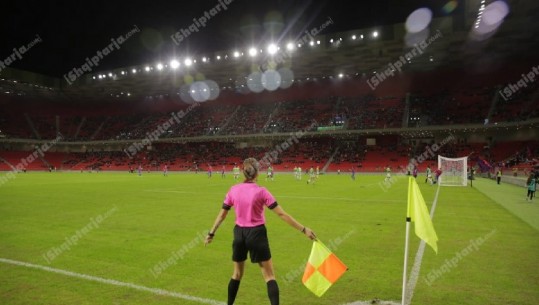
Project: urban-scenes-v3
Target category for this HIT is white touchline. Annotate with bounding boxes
[277,195,403,202]
[341,300,401,305]
[144,190,404,203]
[404,184,441,305]
[0,257,225,305]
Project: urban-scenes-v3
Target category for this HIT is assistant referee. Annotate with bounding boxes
[205,157,316,305]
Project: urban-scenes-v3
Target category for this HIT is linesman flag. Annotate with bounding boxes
[302,240,348,297]
[408,177,438,253]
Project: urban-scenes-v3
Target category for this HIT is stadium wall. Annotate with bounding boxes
[494,175,528,188]
[457,128,538,143]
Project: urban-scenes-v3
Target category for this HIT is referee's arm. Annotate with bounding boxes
[205,205,230,245]
[271,205,317,240]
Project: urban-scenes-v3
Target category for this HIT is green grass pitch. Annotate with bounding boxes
[0,172,538,305]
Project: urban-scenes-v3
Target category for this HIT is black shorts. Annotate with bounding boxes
[232,224,271,263]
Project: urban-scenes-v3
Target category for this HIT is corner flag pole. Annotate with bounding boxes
[401,217,411,305]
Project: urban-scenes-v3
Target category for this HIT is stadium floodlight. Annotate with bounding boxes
[156,63,164,70]
[92,76,96,79]
[233,51,240,58]
[352,35,356,40]
[184,58,192,67]
[438,155,468,186]
[338,73,344,78]
[316,40,320,45]
[170,59,180,69]
[267,43,278,55]
[132,69,137,74]
[286,42,294,51]
[372,31,379,38]
[309,41,314,46]
[121,71,126,75]
[144,66,151,72]
[248,47,257,57]
[97,75,102,79]
[202,57,208,62]
[108,73,113,77]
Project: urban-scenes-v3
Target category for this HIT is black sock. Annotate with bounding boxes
[266,280,279,305]
[228,279,240,305]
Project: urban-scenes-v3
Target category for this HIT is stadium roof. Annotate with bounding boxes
[1,0,539,102]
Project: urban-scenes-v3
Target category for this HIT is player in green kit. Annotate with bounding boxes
[266,165,274,181]
[233,165,240,180]
[426,165,433,185]
[384,166,391,182]
[307,166,316,184]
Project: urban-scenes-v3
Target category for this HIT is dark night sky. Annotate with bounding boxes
[1,0,458,77]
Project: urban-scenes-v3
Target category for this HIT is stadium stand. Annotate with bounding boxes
[1,69,538,174]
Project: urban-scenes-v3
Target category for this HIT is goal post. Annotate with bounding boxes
[437,155,468,186]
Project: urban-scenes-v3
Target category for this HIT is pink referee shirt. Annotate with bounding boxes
[223,182,277,227]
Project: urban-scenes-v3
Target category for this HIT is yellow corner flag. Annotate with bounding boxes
[408,177,438,253]
[302,240,348,297]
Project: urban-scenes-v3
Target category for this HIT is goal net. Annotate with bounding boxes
[437,156,468,186]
